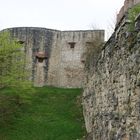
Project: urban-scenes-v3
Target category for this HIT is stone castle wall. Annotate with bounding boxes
[48,30,104,88]
[5,27,104,88]
[83,11,140,140]
[117,0,140,24]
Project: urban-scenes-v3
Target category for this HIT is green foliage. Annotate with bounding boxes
[0,32,33,131]
[128,4,140,31]
[0,31,32,90]
[0,86,85,140]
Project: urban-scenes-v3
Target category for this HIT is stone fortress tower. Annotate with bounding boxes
[6,27,104,88]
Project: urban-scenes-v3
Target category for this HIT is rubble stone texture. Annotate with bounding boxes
[83,12,140,140]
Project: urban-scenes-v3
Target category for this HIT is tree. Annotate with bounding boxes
[0,31,31,89]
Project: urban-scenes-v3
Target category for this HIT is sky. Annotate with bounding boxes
[0,0,124,39]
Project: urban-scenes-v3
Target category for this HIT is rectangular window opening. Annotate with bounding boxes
[68,42,76,48]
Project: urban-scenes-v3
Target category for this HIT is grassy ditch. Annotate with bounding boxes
[0,86,85,140]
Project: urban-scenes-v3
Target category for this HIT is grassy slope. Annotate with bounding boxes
[0,87,85,140]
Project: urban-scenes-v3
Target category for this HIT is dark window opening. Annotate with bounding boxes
[38,58,44,63]
[35,52,48,63]
[81,60,85,63]
[17,40,25,44]
[86,42,93,46]
[68,42,76,48]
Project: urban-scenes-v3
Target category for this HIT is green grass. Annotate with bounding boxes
[0,86,85,140]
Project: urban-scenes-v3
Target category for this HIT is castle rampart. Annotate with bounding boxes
[3,27,104,88]
[117,0,140,24]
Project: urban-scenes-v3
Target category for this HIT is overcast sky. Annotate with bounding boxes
[0,0,124,39]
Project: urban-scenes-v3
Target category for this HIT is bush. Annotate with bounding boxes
[0,31,33,127]
[128,4,140,31]
[0,31,32,89]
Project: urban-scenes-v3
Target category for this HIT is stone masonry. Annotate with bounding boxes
[83,6,140,140]
[4,27,104,88]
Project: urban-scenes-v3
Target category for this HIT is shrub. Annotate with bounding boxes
[0,31,32,90]
[128,4,140,31]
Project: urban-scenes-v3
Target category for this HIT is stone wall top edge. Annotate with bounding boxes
[1,27,61,32]
[62,30,105,32]
[1,27,104,33]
